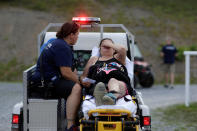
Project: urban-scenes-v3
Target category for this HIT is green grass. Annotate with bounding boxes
[0,0,98,18]
[158,44,197,62]
[1,0,197,21]
[163,103,197,128]
[152,102,197,130]
[176,45,197,61]
[0,58,32,82]
[128,0,197,22]
[1,0,197,35]
[0,0,197,82]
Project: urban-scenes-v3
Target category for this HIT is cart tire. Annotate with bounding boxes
[82,127,94,131]
[139,72,154,88]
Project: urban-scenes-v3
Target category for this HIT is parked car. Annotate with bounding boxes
[133,42,154,88]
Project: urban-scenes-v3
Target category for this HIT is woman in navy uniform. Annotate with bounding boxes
[32,22,81,131]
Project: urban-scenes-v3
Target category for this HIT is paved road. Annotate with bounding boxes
[135,84,197,109]
[0,82,22,131]
[0,83,196,131]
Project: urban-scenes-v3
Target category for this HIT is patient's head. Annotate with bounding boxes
[99,38,115,57]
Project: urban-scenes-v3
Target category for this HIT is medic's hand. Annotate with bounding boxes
[81,81,91,88]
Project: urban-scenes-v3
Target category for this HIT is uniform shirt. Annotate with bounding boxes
[32,39,74,82]
[40,38,56,54]
[162,44,177,64]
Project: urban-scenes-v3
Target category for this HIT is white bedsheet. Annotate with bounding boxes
[82,95,137,119]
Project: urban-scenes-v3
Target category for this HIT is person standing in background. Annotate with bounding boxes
[161,38,177,89]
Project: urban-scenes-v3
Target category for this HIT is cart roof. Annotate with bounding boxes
[44,32,128,50]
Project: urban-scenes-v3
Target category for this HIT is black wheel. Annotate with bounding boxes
[139,72,154,88]
[82,126,94,131]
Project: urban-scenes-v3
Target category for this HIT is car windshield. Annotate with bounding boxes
[134,44,142,57]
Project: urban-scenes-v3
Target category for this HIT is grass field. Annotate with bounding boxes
[152,102,197,130]
[0,58,32,82]
[0,0,197,82]
[1,0,197,22]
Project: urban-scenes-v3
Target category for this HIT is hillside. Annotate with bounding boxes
[0,0,197,83]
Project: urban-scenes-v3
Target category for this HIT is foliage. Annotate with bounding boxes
[0,58,32,82]
[129,0,197,22]
[0,0,197,82]
[176,44,197,61]
[1,0,197,22]
[158,43,197,61]
[163,103,197,129]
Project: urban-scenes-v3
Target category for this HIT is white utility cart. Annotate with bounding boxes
[11,17,151,131]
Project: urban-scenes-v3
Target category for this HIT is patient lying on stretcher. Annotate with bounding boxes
[80,38,137,119]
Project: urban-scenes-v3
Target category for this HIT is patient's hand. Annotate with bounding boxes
[102,41,114,49]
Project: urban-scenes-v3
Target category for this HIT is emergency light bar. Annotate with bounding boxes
[72,17,101,24]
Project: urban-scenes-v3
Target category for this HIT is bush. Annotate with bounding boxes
[176,44,197,61]
[0,58,32,81]
[159,43,197,61]
[176,46,188,61]
[189,44,197,51]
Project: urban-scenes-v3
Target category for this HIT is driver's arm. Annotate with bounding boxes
[60,66,80,84]
[160,52,164,57]
[80,56,97,87]
[80,56,97,80]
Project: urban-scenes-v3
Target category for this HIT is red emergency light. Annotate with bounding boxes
[72,17,101,24]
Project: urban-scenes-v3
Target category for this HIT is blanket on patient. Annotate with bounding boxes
[82,95,137,119]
